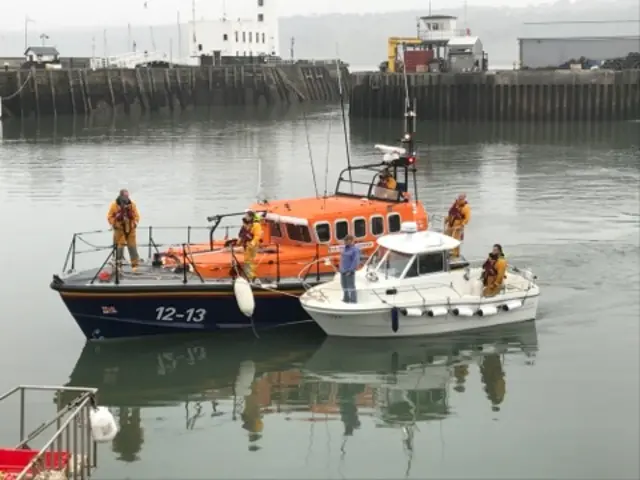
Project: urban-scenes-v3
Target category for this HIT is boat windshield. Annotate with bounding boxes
[376,249,414,279]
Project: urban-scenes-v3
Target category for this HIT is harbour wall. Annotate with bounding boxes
[348,70,640,121]
[0,64,350,119]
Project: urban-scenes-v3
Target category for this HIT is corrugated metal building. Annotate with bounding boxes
[518,36,640,68]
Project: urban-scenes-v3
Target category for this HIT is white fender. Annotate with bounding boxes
[477,305,498,316]
[400,307,423,317]
[426,306,448,317]
[89,406,119,443]
[234,277,255,317]
[452,306,474,317]
[502,300,523,311]
[234,360,256,397]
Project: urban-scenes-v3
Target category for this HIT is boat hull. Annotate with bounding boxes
[55,284,311,340]
[302,296,540,338]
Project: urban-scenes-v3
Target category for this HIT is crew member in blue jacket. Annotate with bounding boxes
[340,235,361,303]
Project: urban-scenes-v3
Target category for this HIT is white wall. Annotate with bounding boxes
[186,0,279,59]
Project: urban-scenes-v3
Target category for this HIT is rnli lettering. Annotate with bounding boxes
[155,306,207,322]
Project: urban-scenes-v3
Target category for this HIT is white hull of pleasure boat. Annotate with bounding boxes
[300,267,540,338]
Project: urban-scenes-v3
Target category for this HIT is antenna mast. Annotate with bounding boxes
[336,50,353,185]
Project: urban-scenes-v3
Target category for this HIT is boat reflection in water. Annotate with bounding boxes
[61,321,538,472]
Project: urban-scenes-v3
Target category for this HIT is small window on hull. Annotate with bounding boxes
[286,224,311,242]
[388,213,401,233]
[371,216,384,236]
[315,223,331,243]
[354,218,366,238]
[335,220,349,240]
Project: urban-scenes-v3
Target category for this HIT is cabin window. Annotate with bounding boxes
[314,222,331,243]
[377,250,413,279]
[223,34,228,41]
[353,218,366,239]
[388,213,401,233]
[335,220,349,241]
[268,221,282,237]
[258,13,264,22]
[286,224,311,243]
[371,216,384,236]
[417,252,445,275]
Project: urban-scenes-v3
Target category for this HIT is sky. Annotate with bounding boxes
[0,0,579,31]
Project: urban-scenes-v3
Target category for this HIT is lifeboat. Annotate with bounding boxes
[50,108,429,341]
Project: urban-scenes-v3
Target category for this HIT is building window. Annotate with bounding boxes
[258,0,264,6]
[257,13,264,22]
[242,32,246,42]
[388,213,401,233]
[261,32,265,43]
[235,31,239,42]
[371,216,384,236]
[335,220,349,241]
[223,34,228,41]
[249,32,252,43]
[315,223,331,243]
[236,51,239,56]
[353,218,366,239]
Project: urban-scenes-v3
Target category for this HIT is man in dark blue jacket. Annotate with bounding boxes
[340,235,361,303]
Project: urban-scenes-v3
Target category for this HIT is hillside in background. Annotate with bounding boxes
[0,0,638,67]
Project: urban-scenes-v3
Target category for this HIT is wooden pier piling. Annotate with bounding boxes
[0,63,346,119]
[348,70,640,121]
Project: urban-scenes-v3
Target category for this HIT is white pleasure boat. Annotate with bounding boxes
[299,222,540,337]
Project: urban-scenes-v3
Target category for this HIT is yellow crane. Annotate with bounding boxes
[385,37,430,73]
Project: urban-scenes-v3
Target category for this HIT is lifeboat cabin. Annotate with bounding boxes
[160,145,429,284]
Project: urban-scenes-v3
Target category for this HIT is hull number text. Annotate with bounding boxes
[155,306,207,322]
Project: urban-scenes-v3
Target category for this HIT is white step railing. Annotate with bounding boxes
[90,51,169,70]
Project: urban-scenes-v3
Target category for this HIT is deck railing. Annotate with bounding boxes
[59,225,335,286]
[0,385,99,480]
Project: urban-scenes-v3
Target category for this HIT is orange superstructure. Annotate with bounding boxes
[157,112,429,283]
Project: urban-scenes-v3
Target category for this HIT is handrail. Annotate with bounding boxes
[60,224,349,286]
[0,385,100,480]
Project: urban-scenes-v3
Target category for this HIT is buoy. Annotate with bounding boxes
[391,307,399,332]
[426,306,448,317]
[452,306,474,317]
[97,270,112,282]
[502,300,523,311]
[476,305,498,316]
[89,406,119,443]
[233,277,255,317]
[234,360,256,397]
[399,307,423,317]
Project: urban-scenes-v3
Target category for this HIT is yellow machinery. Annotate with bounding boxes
[386,37,428,73]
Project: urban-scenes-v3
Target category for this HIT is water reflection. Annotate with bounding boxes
[61,322,538,475]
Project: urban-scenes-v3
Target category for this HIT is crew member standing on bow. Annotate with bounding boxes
[481,244,507,297]
[240,211,263,281]
[107,189,140,271]
[444,193,471,257]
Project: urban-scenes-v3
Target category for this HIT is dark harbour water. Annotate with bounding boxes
[0,108,638,479]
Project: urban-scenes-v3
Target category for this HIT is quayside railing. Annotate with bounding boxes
[0,385,99,480]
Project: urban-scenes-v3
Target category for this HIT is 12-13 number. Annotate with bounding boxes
[155,306,206,322]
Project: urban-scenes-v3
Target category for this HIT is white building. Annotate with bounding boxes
[186,0,279,63]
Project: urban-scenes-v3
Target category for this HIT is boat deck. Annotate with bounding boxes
[57,263,334,289]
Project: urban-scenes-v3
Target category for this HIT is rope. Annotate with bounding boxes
[1,70,33,102]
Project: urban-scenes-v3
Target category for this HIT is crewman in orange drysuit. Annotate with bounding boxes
[481,244,507,297]
[444,193,471,257]
[480,353,506,412]
[238,211,263,281]
[107,189,140,271]
[375,169,398,200]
